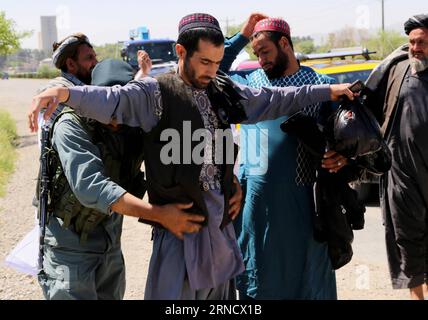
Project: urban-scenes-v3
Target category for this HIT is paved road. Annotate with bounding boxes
[0,79,408,300]
[335,205,408,299]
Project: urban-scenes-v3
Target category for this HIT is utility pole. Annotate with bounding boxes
[221,17,235,36]
[381,0,385,31]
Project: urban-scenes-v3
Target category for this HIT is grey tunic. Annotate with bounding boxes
[381,67,428,289]
[64,76,331,298]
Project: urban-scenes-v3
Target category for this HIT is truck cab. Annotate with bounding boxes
[121,39,177,76]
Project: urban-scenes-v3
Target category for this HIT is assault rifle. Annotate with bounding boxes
[38,125,51,271]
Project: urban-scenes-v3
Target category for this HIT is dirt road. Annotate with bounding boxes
[0,79,408,300]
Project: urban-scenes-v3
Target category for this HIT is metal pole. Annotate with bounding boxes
[381,0,385,31]
[221,17,235,36]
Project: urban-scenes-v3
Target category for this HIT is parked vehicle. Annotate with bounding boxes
[121,39,177,76]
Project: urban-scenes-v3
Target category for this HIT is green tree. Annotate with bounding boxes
[94,43,122,60]
[314,27,407,59]
[315,27,371,53]
[292,36,316,54]
[363,30,407,59]
[37,64,60,79]
[0,11,31,56]
[295,40,315,54]
[224,23,258,59]
[225,24,241,38]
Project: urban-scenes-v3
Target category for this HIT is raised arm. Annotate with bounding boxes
[237,82,355,124]
[28,77,162,133]
[220,13,267,72]
[220,33,249,72]
[52,115,205,240]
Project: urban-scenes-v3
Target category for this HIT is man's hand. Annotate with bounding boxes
[229,176,243,221]
[240,13,269,38]
[135,50,152,80]
[156,202,205,240]
[28,87,70,132]
[329,83,357,101]
[322,150,348,173]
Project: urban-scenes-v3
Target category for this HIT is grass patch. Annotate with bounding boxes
[0,110,17,197]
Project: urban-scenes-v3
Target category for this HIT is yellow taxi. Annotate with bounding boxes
[235,48,380,84]
[297,48,380,83]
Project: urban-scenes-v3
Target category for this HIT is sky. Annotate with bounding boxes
[2,0,427,49]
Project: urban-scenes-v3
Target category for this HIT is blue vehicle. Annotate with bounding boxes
[121,39,177,76]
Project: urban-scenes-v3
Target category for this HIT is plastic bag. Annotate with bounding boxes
[4,224,39,276]
[331,99,383,159]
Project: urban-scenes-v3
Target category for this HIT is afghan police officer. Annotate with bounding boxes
[36,34,206,300]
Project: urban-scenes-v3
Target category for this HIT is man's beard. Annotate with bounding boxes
[183,58,213,89]
[75,66,93,84]
[409,51,428,74]
[264,49,290,80]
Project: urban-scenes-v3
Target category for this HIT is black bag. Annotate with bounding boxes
[354,140,392,175]
[280,111,326,158]
[207,70,248,125]
[331,98,383,159]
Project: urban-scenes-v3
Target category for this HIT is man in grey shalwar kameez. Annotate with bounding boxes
[365,14,428,300]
